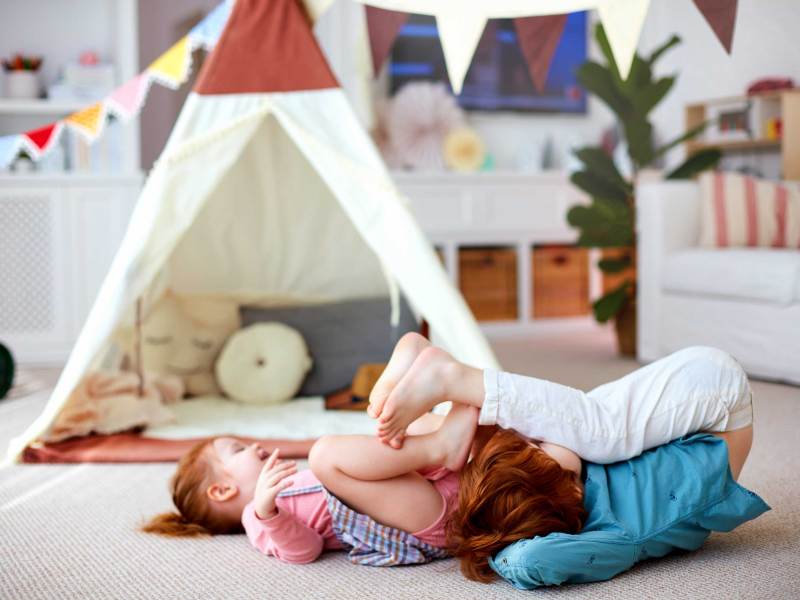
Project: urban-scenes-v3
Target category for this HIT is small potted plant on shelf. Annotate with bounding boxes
[2,53,43,99]
[567,24,721,357]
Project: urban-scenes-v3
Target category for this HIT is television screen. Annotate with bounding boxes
[389,12,587,113]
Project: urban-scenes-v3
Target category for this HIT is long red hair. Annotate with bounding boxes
[447,429,586,582]
[141,439,242,537]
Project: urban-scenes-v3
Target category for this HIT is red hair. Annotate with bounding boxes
[447,429,586,582]
[141,439,242,537]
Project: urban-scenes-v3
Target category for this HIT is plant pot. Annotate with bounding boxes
[614,298,637,357]
[4,71,40,99]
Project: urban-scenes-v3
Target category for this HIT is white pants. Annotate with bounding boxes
[479,346,753,464]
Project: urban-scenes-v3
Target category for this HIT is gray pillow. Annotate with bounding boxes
[240,297,419,397]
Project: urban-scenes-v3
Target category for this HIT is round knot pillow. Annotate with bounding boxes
[215,323,313,404]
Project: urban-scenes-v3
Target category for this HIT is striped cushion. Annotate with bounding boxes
[699,172,800,248]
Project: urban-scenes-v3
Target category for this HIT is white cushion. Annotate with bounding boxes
[662,248,800,305]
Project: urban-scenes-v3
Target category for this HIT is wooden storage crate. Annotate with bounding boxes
[532,245,590,318]
[459,247,518,321]
[601,247,636,294]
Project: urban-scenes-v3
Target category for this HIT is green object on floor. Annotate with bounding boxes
[0,342,14,400]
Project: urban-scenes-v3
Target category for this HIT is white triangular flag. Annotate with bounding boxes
[435,10,487,94]
[597,0,650,79]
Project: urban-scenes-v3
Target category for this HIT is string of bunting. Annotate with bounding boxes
[0,0,233,170]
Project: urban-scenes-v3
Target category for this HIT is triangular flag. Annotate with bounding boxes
[597,0,651,80]
[22,122,63,157]
[436,11,487,95]
[513,14,568,92]
[692,0,738,53]
[147,36,191,88]
[66,102,105,140]
[107,73,150,120]
[304,0,336,24]
[188,0,234,51]
[194,0,337,95]
[365,5,409,76]
[0,135,22,169]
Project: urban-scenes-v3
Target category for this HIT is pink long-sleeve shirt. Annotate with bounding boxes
[241,467,458,564]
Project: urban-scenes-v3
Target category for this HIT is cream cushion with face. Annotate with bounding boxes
[118,293,241,397]
[215,323,313,404]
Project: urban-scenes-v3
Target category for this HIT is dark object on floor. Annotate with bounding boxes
[0,342,14,400]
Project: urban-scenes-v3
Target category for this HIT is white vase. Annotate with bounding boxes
[5,71,40,99]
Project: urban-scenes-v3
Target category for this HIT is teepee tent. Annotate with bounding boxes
[7,0,498,464]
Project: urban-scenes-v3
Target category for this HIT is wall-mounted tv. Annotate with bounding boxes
[388,12,587,114]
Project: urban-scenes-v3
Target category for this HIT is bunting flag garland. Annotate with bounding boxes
[147,36,192,89]
[596,0,651,79]
[436,10,488,95]
[692,0,739,53]
[65,102,106,141]
[0,0,233,171]
[513,15,569,92]
[365,6,409,75]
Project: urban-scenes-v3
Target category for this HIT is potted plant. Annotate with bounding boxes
[567,24,721,356]
[2,54,43,99]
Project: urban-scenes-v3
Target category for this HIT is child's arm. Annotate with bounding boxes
[241,503,324,564]
[241,450,323,564]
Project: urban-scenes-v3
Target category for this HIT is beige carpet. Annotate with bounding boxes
[1,323,798,599]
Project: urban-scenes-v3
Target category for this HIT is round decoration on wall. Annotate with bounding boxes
[0,342,15,400]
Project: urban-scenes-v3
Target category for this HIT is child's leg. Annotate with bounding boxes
[309,404,477,533]
[378,345,752,464]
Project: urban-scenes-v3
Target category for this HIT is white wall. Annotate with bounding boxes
[320,0,800,172]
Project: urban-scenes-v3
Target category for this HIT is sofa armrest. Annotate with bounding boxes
[636,181,700,362]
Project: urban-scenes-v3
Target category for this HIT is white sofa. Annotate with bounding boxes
[637,180,800,385]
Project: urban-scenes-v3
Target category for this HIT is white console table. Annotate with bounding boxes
[0,174,141,364]
[393,170,600,333]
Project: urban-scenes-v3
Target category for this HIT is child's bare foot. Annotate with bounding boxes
[368,332,431,419]
[378,346,458,447]
[434,403,478,471]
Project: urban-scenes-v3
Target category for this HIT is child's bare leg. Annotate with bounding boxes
[309,405,478,532]
[377,346,485,446]
[368,332,432,419]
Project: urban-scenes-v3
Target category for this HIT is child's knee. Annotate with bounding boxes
[308,435,336,479]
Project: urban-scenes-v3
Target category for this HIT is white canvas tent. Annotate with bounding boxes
[7,0,498,463]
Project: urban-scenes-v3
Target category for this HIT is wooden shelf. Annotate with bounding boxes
[0,98,89,115]
[687,138,781,153]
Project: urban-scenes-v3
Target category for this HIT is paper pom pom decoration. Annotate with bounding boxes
[385,82,465,170]
[443,127,485,172]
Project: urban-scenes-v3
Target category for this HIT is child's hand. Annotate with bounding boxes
[253,449,297,520]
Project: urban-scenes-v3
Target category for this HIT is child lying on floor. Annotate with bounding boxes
[142,404,585,567]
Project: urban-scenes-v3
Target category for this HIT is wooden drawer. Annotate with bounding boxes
[459,247,518,321]
[532,245,590,318]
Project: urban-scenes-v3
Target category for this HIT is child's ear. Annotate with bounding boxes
[206,483,239,502]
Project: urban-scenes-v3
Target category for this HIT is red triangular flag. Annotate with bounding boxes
[24,123,59,153]
[365,6,409,75]
[692,0,738,53]
[513,15,568,92]
[194,0,337,95]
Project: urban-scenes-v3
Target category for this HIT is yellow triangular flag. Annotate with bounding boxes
[147,36,190,88]
[65,102,104,139]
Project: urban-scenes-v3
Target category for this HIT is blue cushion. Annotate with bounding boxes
[490,434,770,589]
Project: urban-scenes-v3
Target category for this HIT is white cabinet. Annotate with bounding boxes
[0,174,140,364]
[394,171,600,333]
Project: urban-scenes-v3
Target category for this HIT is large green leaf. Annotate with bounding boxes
[666,148,722,179]
[632,76,675,116]
[653,121,710,161]
[570,170,629,204]
[647,34,681,66]
[573,147,632,193]
[567,200,633,247]
[598,255,632,273]
[576,62,633,119]
[623,54,654,96]
[593,282,631,322]
[622,116,655,168]
[594,23,623,84]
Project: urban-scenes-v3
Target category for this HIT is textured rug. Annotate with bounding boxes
[1,324,798,599]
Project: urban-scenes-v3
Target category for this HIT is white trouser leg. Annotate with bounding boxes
[479,346,753,463]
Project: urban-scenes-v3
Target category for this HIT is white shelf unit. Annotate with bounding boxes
[0,99,89,114]
[394,170,602,335]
